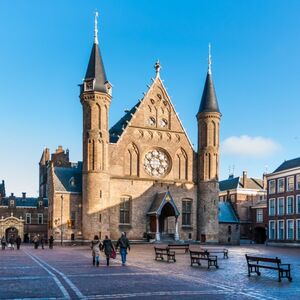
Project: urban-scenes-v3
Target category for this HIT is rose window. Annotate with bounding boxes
[144,150,169,177]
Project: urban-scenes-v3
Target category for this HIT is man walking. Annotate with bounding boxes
[116,232,130,266]
[16,235,21,250]
[1,236,6,250]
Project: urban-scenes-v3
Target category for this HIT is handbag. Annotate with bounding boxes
[111,249,116,259]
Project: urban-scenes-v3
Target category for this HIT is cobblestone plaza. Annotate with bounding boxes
[0,244,298,299]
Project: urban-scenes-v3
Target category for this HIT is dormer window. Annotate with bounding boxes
[105,81,113,96]
[69,177,76,187]
[10,200,14,207]
[84,79,94,91]
[38,201,43,207]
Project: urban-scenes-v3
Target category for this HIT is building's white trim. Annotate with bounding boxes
[266,167,300,179]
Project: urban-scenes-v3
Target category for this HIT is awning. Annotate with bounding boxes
[147,191,180,217]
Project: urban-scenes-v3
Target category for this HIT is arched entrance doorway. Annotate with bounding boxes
[6,227,18,241]
[160,202,176,239]
[254,227,266,244]
[147,191,180,241]
[0,216,25,241]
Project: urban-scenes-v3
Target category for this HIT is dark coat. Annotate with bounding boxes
[102,239,114,257]
[116,236,130,250]
[16,237,21,245]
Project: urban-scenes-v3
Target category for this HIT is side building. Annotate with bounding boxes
[219,171,267,243]
[0,185,48,242]
[266,157,300,246]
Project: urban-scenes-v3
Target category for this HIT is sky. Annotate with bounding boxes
[0,0,300,196]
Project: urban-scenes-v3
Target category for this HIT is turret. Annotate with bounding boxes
[80,12,112,240]
[197,44,221,243]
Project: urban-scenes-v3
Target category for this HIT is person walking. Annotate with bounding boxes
[16,235,21,250]
[116,232,130,266]
[41,235,45,250]
[49,235,54,249]
[33,234,39,249]
[1,236,6,250]
[9,236,15,250]
[91,235,101,267]
[102,235,115,266]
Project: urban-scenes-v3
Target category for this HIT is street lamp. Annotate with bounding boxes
[61,194,63,246]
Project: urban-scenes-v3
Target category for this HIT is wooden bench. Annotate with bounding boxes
[201,247,228,259]
[168,244,189,253]
[245,254,292,282]
[190,250,219,269]
[154,247,176,263]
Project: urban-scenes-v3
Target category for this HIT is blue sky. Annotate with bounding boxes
[1,1,300,196]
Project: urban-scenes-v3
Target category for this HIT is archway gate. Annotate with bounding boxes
[0,215,25,241]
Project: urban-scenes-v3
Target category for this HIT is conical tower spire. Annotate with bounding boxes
[83,11,108,93]
[197,44,220,115]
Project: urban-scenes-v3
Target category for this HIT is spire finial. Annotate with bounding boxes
[208,43,212,74]
[154,60,161,78]
[94,11,99,44]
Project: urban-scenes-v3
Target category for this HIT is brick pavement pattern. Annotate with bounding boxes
[0,244,299,299]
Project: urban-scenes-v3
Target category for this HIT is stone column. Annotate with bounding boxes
[155,215,160,241]
[174,217,179,241]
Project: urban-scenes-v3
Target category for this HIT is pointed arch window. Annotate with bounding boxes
[125,143,139,176]
[96,103,101,130]
[175,148,188,180]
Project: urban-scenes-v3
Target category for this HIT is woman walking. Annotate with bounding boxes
[91,235,101,267]
[102,235,115,266]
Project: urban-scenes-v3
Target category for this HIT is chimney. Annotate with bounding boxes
[22,192,26,199]
[242,171,247,187]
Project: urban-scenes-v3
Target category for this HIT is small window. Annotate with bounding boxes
[182,199,192,226]
[269,198,275,216]
[256,209,263,223]
[286,220,294,240]
[120,196,130,224]
[69,177,76,187]
[269,180,275,194]
[278,220,284,240]
[296,175,300,190]
[10,200,14,207]
[228,225,232,234]
[68,211,76,229]
[286,196,294,214]
[269,221,275,240]
[148,117,156,126]
[277,197,284,216]
[287,176,294,192]
[296,195,300,214]
[277,178,285,193]
[38,201,43,207]
[38,214,43,225]
[26,213,31,224]
[159,118,168,128]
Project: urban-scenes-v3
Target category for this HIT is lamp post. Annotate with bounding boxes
[61,195,63,246]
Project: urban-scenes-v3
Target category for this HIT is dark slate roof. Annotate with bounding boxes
[198,72,220,114]
[218,202,239,223]
[84,43,107,93]
[109,101,141,143]
[219,176,263,191]
[147,191,180,217]
[53,163,82,193]
[219,177,240,191]
[1,197,48,207]
[273,157,300,173]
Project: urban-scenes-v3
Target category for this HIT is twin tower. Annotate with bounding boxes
[79,13,221,242]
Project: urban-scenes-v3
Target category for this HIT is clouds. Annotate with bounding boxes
[221,135,280,157]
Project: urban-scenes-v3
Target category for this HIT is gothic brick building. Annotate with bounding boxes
[44,14,223,243]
